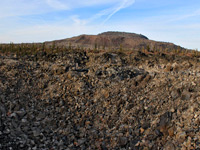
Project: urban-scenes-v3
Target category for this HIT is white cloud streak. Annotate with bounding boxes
[167,9,200,22]
[0,0,135,19]
[103,0,135,24]
[71,0,135,25]
[45,0,69,10]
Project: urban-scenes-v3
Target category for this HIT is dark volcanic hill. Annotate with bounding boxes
[45,31,185,51]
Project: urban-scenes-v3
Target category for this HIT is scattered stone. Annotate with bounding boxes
[33,130,41,137]
[163,141,176,150]
[0,49,199,149]
[118,137,127,146]
[176,131,187,143]
[171,89,180,99]
[168,127,174,137]
[181,90,191,100]
[140,128,145,134]
[165,63,172,72]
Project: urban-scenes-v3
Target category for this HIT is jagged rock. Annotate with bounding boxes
[0,49,199,149]
[118,137,128,146]
[163,141,176,150]
[181,90,191,100]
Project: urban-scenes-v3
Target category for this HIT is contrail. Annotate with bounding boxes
[70,0,135,25]
[45,0,69,10]
[102,0,135,24]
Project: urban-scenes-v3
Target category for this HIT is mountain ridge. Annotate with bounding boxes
[45,31,185,51]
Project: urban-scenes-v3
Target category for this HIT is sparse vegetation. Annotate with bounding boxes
[0,41,200,60]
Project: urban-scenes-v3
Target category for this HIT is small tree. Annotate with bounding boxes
[94,43,98,51]
[42,43,45,52]
[68,42,72,50]
[147,45,150,51]
[51,42,56,54]
[119,44,123,52]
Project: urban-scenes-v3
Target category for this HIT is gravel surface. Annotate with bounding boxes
[0,50,200,149]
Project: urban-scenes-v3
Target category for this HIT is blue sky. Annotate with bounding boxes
[0,0,200,50]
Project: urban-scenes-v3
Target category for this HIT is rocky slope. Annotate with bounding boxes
[45,31,185,51]
[0,49,200,150]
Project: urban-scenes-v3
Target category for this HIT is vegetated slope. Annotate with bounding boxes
[0,49,200,149]
[45,31,185,51]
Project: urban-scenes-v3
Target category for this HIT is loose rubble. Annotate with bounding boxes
[0,50,200,149]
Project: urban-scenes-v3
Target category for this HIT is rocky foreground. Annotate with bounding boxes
[0,50,200,150]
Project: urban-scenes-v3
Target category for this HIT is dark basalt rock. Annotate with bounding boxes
[0,49,199,149]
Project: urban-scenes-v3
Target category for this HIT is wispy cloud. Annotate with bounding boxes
[45,0,69,10]
[0,0,53,18]
[103,0,135,23]
[71,0,135,25]
[168,9,200,22]
[70,15,87,25]
[0,0,133,19]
